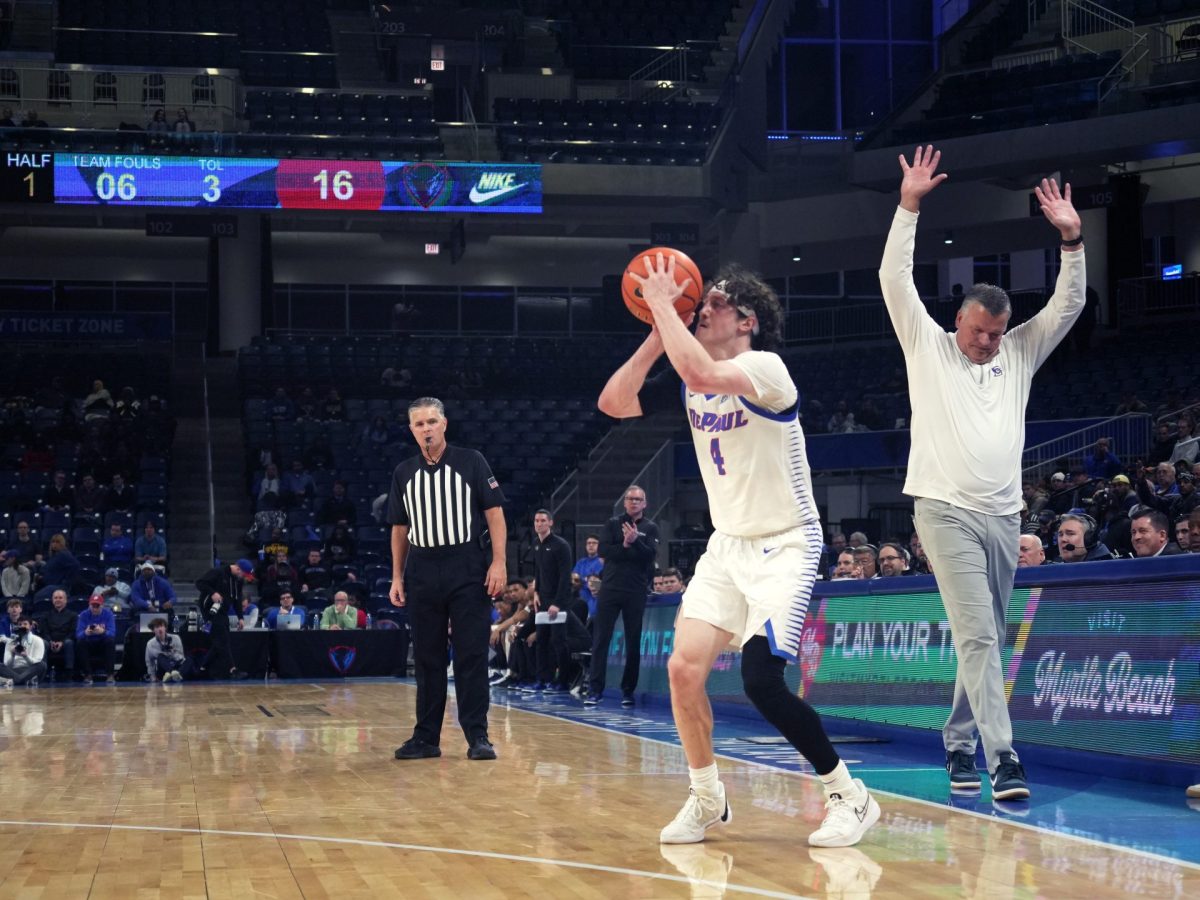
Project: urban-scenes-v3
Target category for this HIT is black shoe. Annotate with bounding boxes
[621,694,635,708]
[990,752,1030,800]
[231,669,250,681]
[395,738,442,760]
[467,738,497,760]
[946,750,981,790]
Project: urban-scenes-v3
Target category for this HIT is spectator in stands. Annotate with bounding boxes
[320,591,357,630]
[75,594,116,684]
[1151,461,1180,498]
[82,379,113,421]
[847,531,868,549]
[364,415,393,450]
[300,548,331,596]
[1,551,30,600]
[832,550,860,580]
[269,388,295,422]
[146,108,169,143]
[1056,513,1113,563]
[6,520,42,567]
[104,473,136,512]
[145,617,190,682]
[295,387,319,421]
[265,590,303,629]
[0,615,45,687]
[282,459,315,508]
[1084,437,1123,480]
[38,589,76,680]
[1021,481,1049,517]
[101,523,133,564]
[1190,508,1200,553]
[131,561,176,612]
[1045,472,1075,515]
[852,545,879,579]
[1108,474,1139,515]
[259,527,290,568]
[585,574,602,607]
[43,470,74,512]
[1017,534,1047,567]
[240,595,260,628]
[651,574,665,594]
[74,473,106,517]
[254,464,282,507]
[1138,467,1198,521]
[114,386,141,421]
[92,567,131,609]
[877,543,911,577]
[908,532,930,574]
[173,107,195,140]
[262,550,298,605]
[135,521,167,568]
[827,400,851,433]
[1113,391,1147,416]
[572,534,603,619]
[828,531,848,556]
[322,388,345,421]
[1130,508,1182,558]
[1175,516,1190,552]
[0,598,21,640]
[1169,416,1199,465]
[317,480,356,526]
[337,569,368,607]
[1147,422,1177,467]
[323,524,357,566]
[32,534,78,602]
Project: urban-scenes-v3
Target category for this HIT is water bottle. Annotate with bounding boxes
[186,608,198,632]
[366,612,372,630]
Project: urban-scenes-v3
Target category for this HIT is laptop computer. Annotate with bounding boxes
[275,613,303,631]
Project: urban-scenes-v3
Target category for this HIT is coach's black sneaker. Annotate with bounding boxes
[990,752,1030,800]
[621,694,635,708]
[467,737,497,760]
[946,750,981,790]
[394,738,442,760]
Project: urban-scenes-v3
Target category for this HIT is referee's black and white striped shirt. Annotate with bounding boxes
[386,445,505,549]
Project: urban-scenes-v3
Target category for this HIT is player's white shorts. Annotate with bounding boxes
[679,522,822,661]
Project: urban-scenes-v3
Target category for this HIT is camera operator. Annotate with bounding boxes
[0,615,47,687]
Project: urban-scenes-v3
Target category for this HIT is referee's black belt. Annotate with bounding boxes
[408,542,484,558]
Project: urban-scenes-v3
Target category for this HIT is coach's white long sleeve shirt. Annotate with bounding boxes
[879,207,1086,515]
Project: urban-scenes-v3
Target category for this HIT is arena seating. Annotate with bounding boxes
[244,90,438,142]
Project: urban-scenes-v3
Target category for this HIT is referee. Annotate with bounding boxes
[389,397,507,761]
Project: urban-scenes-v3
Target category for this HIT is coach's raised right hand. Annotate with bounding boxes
[898,145,948,213]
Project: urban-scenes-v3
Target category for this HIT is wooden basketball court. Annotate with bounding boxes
[0,681,1195,898]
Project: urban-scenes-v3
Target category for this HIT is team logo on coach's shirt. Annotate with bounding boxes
[991,365,1004,376]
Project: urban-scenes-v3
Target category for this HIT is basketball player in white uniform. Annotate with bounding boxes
[598,253,880,848]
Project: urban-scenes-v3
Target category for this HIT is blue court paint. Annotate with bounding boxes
[492,688,1200,867]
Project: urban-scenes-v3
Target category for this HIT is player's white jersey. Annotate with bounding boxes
[683,351,820,538]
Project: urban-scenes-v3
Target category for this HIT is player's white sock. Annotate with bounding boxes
[820,760,858,798]
[689,763,721,799]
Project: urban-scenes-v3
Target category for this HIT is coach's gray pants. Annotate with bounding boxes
[913,498,1020,774]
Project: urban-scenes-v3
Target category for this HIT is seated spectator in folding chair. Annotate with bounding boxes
[131,561,177,613]
[135,521,168,569]
[37,589,77,680]
[319,591,357,630]
[31,534,79,603]
[145,617,193,683]
[75,594,117,684]
[0,598,23,640]
[103,473,136,512]
[1,550,31,601]
[0,616,46,687]
[264,590,304,629]
[101,523,134,565]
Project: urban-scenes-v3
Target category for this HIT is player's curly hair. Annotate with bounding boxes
[705,263,784,352]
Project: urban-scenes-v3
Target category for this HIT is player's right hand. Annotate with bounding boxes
[389,579,406,608]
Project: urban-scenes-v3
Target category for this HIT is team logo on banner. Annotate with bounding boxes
[401,163,449,209]
[328,645,357,674]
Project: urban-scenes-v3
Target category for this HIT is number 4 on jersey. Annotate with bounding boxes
[709,438,727,476]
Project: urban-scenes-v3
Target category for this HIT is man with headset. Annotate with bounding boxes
[1055,512,1114,563]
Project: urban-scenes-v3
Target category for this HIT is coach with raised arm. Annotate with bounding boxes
[879,145,1085,801]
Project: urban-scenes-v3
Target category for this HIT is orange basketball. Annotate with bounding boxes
[621,246,703,326]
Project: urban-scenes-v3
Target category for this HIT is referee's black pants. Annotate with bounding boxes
[405,545,492,746]
[588,589,646,699]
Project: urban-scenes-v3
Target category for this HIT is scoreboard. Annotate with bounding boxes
[0,152,542,214]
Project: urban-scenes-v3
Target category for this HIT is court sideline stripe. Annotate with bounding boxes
[0,819,807,900]
[497,700,1200,874]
